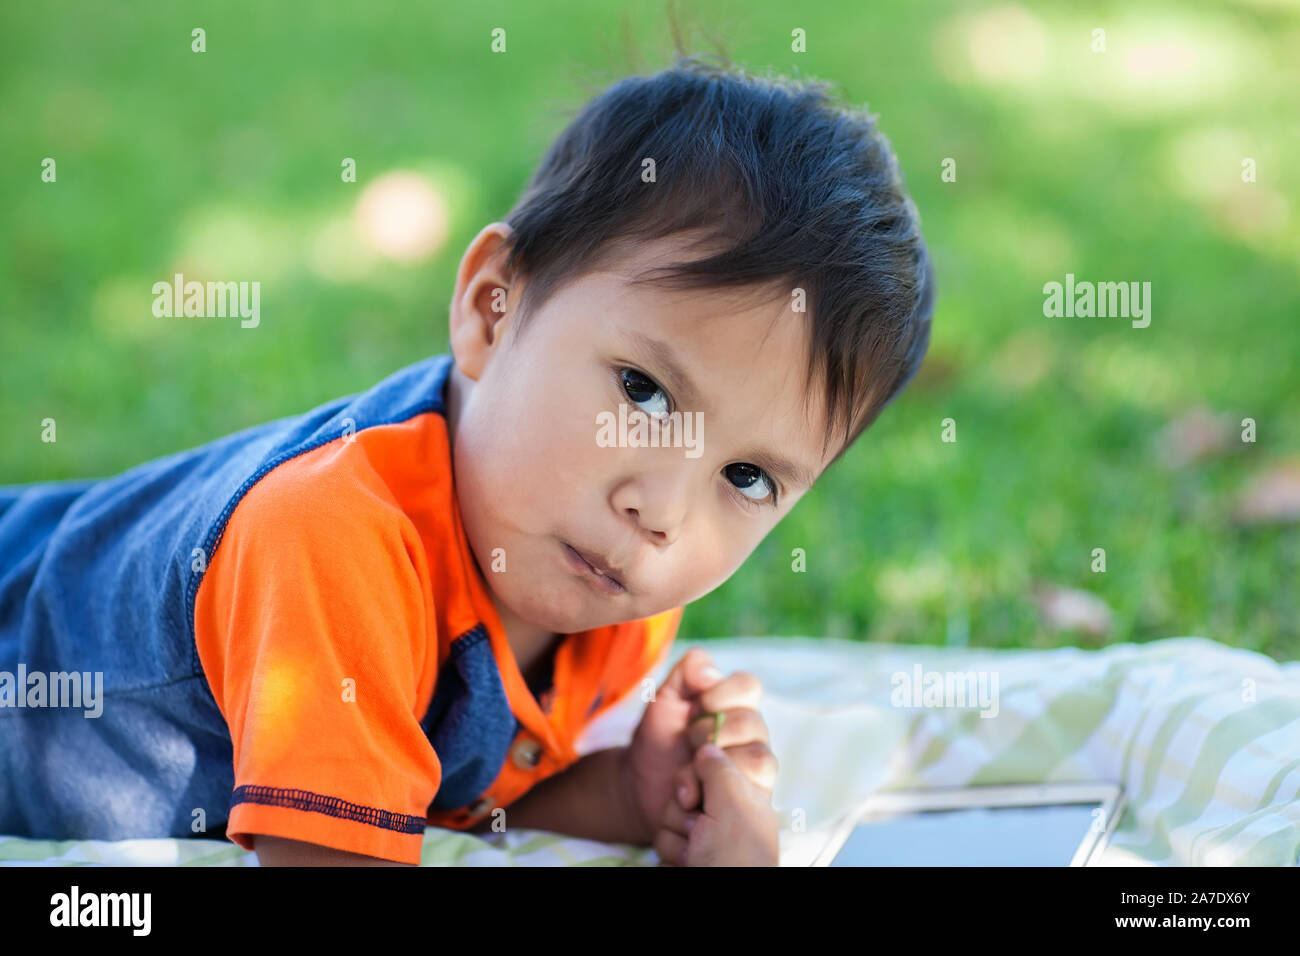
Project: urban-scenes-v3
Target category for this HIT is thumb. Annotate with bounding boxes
[658,647,724,705]
[693,742,745,813]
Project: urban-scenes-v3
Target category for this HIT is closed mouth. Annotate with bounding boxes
[565,543,626,590]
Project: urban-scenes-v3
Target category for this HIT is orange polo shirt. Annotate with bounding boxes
[192,363,683,864]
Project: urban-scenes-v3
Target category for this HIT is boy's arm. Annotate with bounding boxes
[254,834,415,867]
[468,746,652,845]
[251,747,648,861]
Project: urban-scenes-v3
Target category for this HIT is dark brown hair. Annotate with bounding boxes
[500,54,935,470]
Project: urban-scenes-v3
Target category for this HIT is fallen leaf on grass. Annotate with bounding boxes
[1154,406,1237,469]
[1031,583,1114,640]
[1232,459,1300,525]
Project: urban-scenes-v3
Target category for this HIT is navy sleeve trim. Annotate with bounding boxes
[232,785,427,835]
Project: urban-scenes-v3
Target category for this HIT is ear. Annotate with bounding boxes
[448,222,518,381]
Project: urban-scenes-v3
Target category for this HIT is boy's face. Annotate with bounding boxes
[446,223,837,638]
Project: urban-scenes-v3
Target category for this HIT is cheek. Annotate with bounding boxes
[686,521,765,594]
[471,375,597,510]
[668,556,734,608]
[529,376,607,480]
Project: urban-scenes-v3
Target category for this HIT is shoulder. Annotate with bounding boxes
[192,429,443,717]
[221,422,438,559]
[193,426,443,660]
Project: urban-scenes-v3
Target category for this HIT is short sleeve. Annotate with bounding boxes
[193,450,442,864]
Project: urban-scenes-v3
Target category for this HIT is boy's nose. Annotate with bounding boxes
[625,510,676,546]
[614,476,689,547]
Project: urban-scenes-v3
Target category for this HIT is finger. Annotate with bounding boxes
[686,706,770,751]
[720,740,779,792]
[672,762,702,811]
[694,670,763,714]
[654,827,689,867]
[657,648,724,705]
[693,742,750,814]
[660,791,702,838]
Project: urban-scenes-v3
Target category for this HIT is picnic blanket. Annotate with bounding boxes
[2,635,1297,866]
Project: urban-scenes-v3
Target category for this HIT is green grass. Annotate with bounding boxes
[2,0,1297,660]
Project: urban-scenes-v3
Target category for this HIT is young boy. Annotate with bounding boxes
[0,56,933,866]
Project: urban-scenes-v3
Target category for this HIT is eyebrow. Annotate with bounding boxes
[617,327,820,492]
[621,327,705,410]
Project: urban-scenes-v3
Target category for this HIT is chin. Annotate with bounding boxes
[505,583,594,634]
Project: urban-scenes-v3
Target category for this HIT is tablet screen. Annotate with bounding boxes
[829,803,1104,866]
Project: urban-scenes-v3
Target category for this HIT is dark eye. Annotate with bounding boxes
[619,367,671,418]
[724,463,777,506]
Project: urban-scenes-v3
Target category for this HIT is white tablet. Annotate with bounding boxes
[810,782,1125,866]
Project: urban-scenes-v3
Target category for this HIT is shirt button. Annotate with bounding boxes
[511,737,543,770]
[469,795,494,816]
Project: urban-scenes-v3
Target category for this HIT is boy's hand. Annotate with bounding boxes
[653,743,781,866]
[621,648,777,845]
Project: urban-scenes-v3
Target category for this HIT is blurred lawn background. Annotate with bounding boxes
[2,1,1297,659]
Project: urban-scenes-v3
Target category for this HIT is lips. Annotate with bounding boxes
[564,542,626,590]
